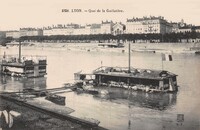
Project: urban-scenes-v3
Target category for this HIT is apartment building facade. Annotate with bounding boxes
[101,21,114,34]
[20,28,43,37]
[126,16,172,34]
[6,31,20,38]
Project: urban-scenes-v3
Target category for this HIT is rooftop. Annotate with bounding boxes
[127,16,167,23]
[92,66,177,80]
[20,28,42,31]
[0,55,47,67]
[102,20,113,24]
[113,22,125,27]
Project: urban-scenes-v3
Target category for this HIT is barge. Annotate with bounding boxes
[74,66,178,92]
[0,41,47,78]
[0,55,47,78]
[74,43,178,93]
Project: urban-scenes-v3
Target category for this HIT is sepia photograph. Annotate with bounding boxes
[0,0,200,130]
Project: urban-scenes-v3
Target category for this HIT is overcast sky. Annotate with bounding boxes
[0,0,200,30]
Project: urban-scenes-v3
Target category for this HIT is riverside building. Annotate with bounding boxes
[73,25,91,35]
[20,28,43,37]
[126,16,172,34]
[4,16,199,37]
[43,27,53,36]
[112,22,126,35]
[101,21,114,34]
[6,31,20,39]
[43,24,79,36]
[90,24,101,34]
[177,26,192,33]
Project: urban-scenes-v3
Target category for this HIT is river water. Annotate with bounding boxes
[0,44,200,130]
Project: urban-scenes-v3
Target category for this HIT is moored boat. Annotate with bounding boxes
[45,94,66,106]
[0,55,47,78]
[74,43,178,93]
[74,66,178,93]
[0,41,47,78]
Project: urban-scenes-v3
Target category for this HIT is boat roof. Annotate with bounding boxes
[92,66,177,80]
[74,70,94,75]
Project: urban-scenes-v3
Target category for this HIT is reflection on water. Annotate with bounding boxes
[129,92,176,110]
[93,87,177,110]
[64,87,177,130]
[0,75,47,92]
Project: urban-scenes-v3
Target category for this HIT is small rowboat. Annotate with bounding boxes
[45,94,66,106]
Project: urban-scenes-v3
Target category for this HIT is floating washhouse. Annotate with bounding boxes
[74,43,178,93]
[0,41,47,78]
[0,55,47,78]
[74,66,178,92]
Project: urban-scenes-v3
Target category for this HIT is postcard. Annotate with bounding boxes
[0,0,200,130]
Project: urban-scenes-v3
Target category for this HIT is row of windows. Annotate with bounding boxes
[127,25,160,27]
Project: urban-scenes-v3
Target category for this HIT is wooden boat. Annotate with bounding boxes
[84,86,99,95]
[45,94,66,106]
[72,82,99,95]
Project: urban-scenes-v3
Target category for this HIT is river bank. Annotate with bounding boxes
[0,97,106,130]
[0,97,81,130]
[2,42,200,55]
